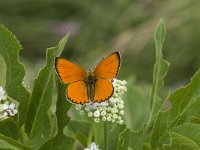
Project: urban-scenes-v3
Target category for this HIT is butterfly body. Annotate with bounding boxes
[55,52,121,105]
[84,72,97,101]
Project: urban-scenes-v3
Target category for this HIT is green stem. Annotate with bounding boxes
[87,123,94,147]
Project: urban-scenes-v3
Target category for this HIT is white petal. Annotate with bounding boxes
[3,104,8,110]
[9,103,15,110]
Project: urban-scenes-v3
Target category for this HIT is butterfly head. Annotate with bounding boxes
[85,72,97,85]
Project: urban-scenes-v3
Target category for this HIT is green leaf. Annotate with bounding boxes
[117,127,149,150]
[150,69,200,149]
[0,119,19,141]
[124,78,150,131]
[0,55,6,86]
[165,132,200,150]
[187,116,200,124]
[150,111,169,149]
[148,19,169,124]
[25,34,69,149]
[0,133,30,150]
[64,120,92,147]
[168,69,200,126]
[39,79,75,150]
[0,24,30,127]
[56,80,72,133]
[94,122,125,150]
[169,123,200,146]
[39,134,75,150]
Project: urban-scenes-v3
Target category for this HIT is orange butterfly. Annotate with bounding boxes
[55,52,121,105]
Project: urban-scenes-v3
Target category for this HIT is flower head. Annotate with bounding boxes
[0,86,18,121]
[75,79,127,124]
[84,142,101,150]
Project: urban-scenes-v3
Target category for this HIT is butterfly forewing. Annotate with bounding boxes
[67,81,89,104]
[94,52,120,79]
[93,79,114,103]
[55,57,87,84]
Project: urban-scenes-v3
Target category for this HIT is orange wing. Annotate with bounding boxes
[67,81,89,104]
[55,57,87,84]
[94,52,121,79]
[93,79,114,103]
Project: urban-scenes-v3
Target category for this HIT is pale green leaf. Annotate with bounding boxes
[39,80,75,150]
[94,122,125,150]
[0,133,30,150]
[150,69,200,149]
[117,128,149,150]
[164,132,200,150]
[25,34,69,149]
[56,80,71,133]
[39,134,75,150]
[124,78,150,131]
[170,123,200,146]
[64,120,92,147]
[0,24,30,127]
[149,18,169,112]
[0,119,19,141]
[150,111,169,149]
[148,19,169,127]
[168,69,200,126]
[0,55,6,86]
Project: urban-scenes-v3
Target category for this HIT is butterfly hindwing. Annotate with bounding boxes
[94,52,121,79]
[55,57,87,84]
[67,81,89,104]
[93,79,114,103]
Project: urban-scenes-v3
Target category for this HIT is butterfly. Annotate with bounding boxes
[55,52,121,105]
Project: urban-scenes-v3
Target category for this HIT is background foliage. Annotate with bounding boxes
[0,0,200,149]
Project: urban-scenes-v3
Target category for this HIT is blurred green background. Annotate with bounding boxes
[0,0,200,131]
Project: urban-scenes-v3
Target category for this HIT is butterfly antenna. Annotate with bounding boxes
[73,59,87,70]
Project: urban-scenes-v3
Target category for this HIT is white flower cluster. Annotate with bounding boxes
[76,79,127,124]
[0,86,18,121]
[84,142,101,150]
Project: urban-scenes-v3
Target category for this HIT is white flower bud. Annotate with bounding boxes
[122,80,127,85]
[112,114,118,119]
[2,95,7,101]
[107,116,112,121]
[94,118,100,123]
[118,116,122,121]
[76,104,83,111]
[97,107,103,112]
[100,110,106,116]
[112,119,116,123]
[118,103,124,109]
[3,111,8,117]
[111,108,118,114]
[89,104,97,110]
[119,110,125,115]
[109,97,116,105]
[100,101,109,107]
[102,116,106,121]
[94,110,100,118]
[9,103,15,110]
[106,107,112,112]
[85,106,90,112]
[79,110,85,115]
[113,104,118,109]
[88,112,93,117]
[3,104,8,110]
[13,109,18,114]
[118,120,124,125]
